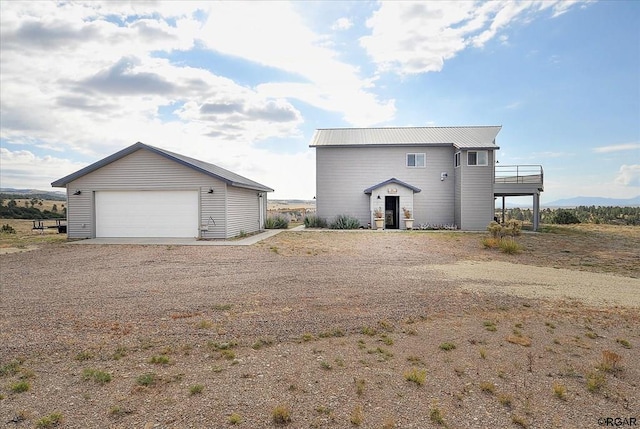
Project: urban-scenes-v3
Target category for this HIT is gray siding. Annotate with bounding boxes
[226,186,261,238]
[458,150,495,230]
[66,187,93,238]
[316,146,456,227]
[65,149,227,238]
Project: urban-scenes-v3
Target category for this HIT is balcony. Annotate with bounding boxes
[494,165,544,196]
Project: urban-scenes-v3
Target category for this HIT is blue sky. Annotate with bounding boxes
[1,0,638,203]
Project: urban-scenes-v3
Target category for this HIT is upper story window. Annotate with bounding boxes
[454,152,461,168]
[406,153,426,168]
[467,150,488,166]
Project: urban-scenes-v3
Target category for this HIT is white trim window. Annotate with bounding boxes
[406,153,426,168]
[454,151,461,168]
[467,150,488,166]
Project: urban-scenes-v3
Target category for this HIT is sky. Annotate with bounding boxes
[0,0,639,204]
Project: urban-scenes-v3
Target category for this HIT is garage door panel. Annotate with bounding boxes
[96,191,198,237]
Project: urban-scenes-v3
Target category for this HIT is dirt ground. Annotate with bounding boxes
[0,225,638,428]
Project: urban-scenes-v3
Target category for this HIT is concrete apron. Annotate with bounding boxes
[69,227,295,246]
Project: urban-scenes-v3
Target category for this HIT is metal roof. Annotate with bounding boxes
[364,178,422,195]
[51,142,274,192]
[309,126,501,149]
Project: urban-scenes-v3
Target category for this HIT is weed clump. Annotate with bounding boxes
[404,368,427,385]
[82,368,112,384]
[272,404,292,424]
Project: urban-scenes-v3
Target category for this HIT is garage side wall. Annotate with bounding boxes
[64,150,227,238]
[226,186,261,238]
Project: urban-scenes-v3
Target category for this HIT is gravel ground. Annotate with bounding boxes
[1,230,638,428]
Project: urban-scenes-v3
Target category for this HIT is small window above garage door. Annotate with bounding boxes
[95,191,198,238]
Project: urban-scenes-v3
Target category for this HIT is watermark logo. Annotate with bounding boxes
[598,417,638,427]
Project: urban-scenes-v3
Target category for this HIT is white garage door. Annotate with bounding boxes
[96,191,199,238]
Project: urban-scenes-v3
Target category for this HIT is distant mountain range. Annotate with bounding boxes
[544,195,640,208]
[1,188,66,201]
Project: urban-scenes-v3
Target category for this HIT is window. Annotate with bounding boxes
[406,153,426,168]
[454,152,461,168]
[467,150,488,166]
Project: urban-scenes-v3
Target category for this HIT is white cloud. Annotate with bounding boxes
[593,143,640,153]
[332,17,353,30]
[614,164,640,187]
[359,1,585,76]
[0,148,87,190]
[199,1,395,126]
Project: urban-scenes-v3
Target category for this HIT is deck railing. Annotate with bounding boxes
[495,165,543,184]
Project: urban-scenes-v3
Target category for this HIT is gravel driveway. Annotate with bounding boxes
[1,230,638,428]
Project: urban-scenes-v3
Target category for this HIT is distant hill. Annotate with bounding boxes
[545,195,640,208]
[0,188,66,201]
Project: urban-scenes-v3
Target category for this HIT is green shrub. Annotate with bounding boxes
[10,381,29,393]
[330,214,361,229]
[264,215,289,229]
[554,209,580,224]
[35,413,63,428]
[1,224,16,234]
[304,215,328,228]
[499,238,523,254]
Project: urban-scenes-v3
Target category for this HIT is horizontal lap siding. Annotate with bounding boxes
[226,187,260,238]
[316,146,455,226]
[65,150,226,238]
[459,151,495,230]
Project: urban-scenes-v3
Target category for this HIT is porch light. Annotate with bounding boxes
[73,190,81,195]
[377,195,381,199]
[208,188,214,194]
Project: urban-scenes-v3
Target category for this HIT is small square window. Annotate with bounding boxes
[467,151,488,166]
[407,153,425,168]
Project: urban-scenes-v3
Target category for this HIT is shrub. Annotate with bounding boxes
[499,238,523,254]
[264,215,289,229]
[35,413,63,428]
[136,372,156,386]
[228,413,242,424]
[1,224,16,234]
[487,221,502,238]
[10,381,29,393]
[272,404,292,424]
[554,209,580,224]
[82,368,112,384]
[189,384,204,395]
[330,214,361,229]
[439,342,456,351]
[404,368,427,385]
[304,215,328,228]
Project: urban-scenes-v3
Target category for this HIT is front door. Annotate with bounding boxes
[385,196,399,229]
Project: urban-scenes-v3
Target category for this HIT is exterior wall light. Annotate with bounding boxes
[73,190,82,195]
[207,188,214,194]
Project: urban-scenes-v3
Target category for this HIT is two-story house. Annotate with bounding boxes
[310,126,505,231]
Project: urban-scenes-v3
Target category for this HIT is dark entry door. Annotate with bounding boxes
[385,196,399,229]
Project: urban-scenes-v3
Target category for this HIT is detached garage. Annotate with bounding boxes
[51,142,273,239]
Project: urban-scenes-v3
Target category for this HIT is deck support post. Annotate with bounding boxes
[533,192,540,231]
[501,196,506,224]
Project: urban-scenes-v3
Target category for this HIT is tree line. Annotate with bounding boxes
[0,198,66,219]
[496,206,640,226]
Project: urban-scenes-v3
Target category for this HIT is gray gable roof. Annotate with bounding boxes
[310,126,501,150]
[51,142,274,192]
[364,178,422,194]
